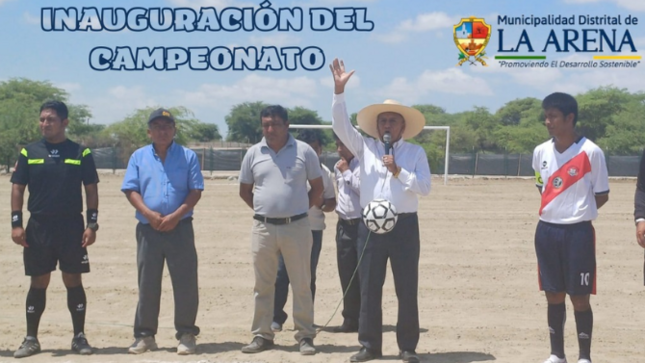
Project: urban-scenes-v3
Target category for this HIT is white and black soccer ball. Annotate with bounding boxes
[362,199,398,234]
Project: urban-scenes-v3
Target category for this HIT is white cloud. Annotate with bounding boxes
[375,68,493,104]
[563,0,645,11]
[55,83,82,93]
[249,34,301,47]
[373,32,408,44]
[375,12,457,44]
[397,12,456,32]
[23,12,40,25]
[179,74,321,110]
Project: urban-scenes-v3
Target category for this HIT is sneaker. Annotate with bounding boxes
[578,360,591,363]
[14,337,41,358]
[400,350,420,363]
[271,321,282,332]
[299,338,316,355]
[177,333,196,355]
[241,336,274,353]
[128,336,158,354]
[71,332,93,355]
[543,355,567,363]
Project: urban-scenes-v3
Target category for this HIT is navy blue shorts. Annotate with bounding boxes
[24,214,89,276]
[534,220,596,295]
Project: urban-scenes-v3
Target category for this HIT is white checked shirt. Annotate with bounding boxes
[335,156,362,220]
[332,93,431,212]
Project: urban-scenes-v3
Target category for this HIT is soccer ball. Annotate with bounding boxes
[362,199,398,234]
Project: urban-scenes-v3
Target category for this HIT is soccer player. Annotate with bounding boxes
[330,58,431,363]
[121,108,204,355]
[532,92,609,363]
[11,100,99,358]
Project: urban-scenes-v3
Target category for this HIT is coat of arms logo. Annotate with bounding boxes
[454,16,491,66]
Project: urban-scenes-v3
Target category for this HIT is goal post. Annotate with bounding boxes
[289,124,451,185]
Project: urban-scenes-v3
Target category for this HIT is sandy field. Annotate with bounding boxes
[0,174,642,363]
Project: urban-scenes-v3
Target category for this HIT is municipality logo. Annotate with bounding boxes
[454,16,491,66]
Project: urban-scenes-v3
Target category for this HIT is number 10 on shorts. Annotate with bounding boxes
[580,272,590,286]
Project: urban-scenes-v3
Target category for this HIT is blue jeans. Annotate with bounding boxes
[273,230,323,325]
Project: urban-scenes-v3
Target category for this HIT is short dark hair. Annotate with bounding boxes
[296,129,325,146]
[260,105,288,122]
[542,92,578,126]
[40,100,69,120]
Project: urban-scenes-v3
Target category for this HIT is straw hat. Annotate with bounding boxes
[356,100,425,140]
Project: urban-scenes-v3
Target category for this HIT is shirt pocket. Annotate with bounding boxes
[167,166,190,191]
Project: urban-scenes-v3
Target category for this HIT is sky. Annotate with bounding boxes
[0,0,643,136]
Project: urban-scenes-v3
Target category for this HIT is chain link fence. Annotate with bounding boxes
[91,147,643,177]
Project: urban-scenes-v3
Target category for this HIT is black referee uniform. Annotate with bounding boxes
[12,139,99,275]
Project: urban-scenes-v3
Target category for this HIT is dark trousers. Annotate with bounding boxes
[273,230,323,325]
[134,218,200,339]
[357,213,420,352]
[336,219,361,327]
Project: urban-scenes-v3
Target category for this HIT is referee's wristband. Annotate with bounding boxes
[11,211,22,229]
[86,209,98,224]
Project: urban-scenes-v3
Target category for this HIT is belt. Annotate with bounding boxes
[340,218,362,226]
[253,213,308,225]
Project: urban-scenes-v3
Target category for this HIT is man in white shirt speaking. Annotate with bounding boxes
[330,58,431,363]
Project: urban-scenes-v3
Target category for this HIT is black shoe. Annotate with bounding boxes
[299,338,316,355]
[333,322,358,333]
[400,350,419,363]
[241,336,274,353]
[350,347,383,362]
[71,333,93,355]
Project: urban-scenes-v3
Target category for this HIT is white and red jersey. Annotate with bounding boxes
[532,137,609,224]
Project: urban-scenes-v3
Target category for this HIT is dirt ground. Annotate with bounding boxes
[0,174,642,363]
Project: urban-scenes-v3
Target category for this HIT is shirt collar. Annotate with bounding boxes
[260,134,296,151]
[150,141,176,157]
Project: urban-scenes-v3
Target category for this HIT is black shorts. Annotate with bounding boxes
[534,220,596,295]
[24,214,90,276]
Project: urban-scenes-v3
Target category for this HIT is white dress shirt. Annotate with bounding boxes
[308,163,336,230]
[332,93,431,213]
[335,157,362,220]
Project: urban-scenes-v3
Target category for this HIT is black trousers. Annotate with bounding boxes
[134,218,199,339]
[357,213,420,352]
[336,219,361,327]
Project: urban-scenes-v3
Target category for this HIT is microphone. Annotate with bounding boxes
[383,131,392,155]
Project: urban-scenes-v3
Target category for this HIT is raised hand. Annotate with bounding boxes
[329,58,355,95]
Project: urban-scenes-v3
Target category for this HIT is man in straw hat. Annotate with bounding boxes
[330,58,431,363]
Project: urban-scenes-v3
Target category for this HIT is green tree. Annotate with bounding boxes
[495,97,542,126]
[576,87,633,141]
[187,123,222,142]
[225,101,268,143]
[289,107,330,146]
[0,78,91,171]
[102,106,200,164]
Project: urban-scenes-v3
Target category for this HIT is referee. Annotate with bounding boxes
[10,100,100,358]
